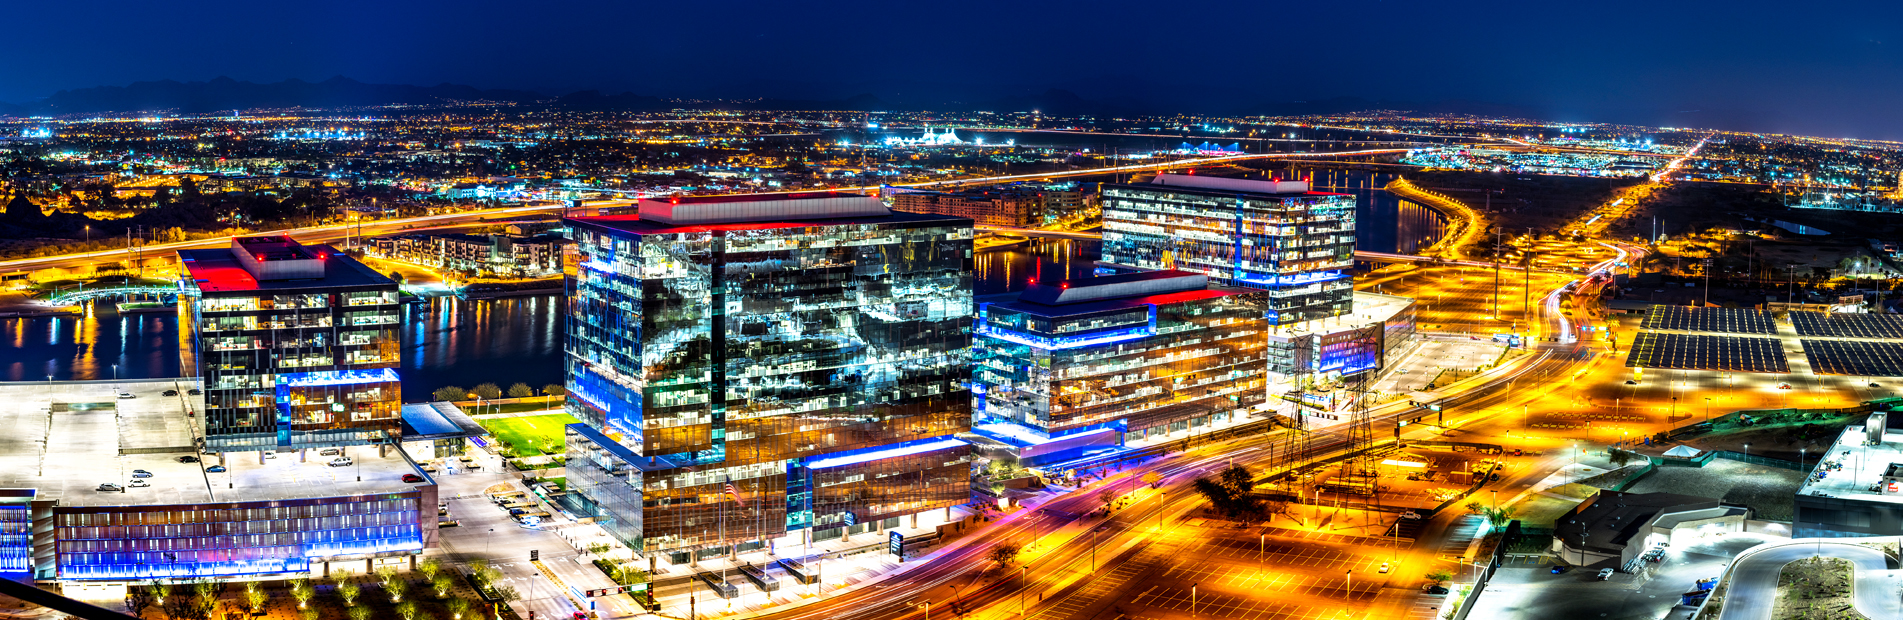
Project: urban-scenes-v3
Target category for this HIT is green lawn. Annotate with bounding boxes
[480,413,580,457]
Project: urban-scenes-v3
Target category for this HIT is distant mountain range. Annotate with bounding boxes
[0,76,1542,120]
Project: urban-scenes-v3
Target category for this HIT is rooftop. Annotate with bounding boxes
[1108,173,1349,199]
[0,379,425,507]
[569,204,969,236]
[638,191,888,225]
[1268,291,1417,338]
[181,240,394,294]
[1018,269,1209,305]
[1797,424,1903,505]
[1555,490,1724,553]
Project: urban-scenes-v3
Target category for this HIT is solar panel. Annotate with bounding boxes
[1624,332,1788,373]
[1800,340,1903,376]
[1639,306,1776,335]
[1789,311,1903,339]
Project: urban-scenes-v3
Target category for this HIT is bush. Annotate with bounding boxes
[472,383,503,399]
[508,382,535,398]
[542,384,565,396]
[432,386,468,402]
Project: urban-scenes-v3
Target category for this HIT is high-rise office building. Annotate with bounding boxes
[562,192,974,563]
[970,269,1270,464]
[180,236,404,452]
[1102,174,1355,325]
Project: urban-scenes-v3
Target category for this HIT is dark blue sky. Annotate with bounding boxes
[9,0,1903,138]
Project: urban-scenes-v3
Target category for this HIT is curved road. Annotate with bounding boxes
[1718,542,1898,620]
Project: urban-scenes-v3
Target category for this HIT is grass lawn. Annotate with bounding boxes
[461,401,560,415]
[480,412,580,457]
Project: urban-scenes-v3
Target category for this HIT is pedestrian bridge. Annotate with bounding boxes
[46,283,186,306]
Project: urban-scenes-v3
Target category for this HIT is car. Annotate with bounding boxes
[402,474,424,483]
[116,392,135,399]
[1378,562,1390,574]
[319,448,342,456]
[263,452,278,459]
[131,470,152,478]
[1596,568,1615,580]
[128,479,150,488]
[329,457,352,467]
[96,483,123,492]
[176,455,199,463]
[509,508,529,516]
[205,465,227,473]
[1550,565,1572,574]
[187,389,201,396]
[438,520,460,528]
[1871,383,1883,388]
[162,389,178,397]
[1624,380,1638,385]
[574,613,588,620]
[1778,383,1793,390]
[1422,585,1449,594]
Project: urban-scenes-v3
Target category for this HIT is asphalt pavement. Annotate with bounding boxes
[1718,541,1900,620]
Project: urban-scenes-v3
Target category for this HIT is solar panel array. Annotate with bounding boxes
[1625,332,1788,373]
[1640,306,1776,335]
[1789,311,1903,339]
[1800,340,1903,376]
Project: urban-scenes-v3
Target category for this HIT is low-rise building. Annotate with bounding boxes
[1554,490,1748,567]
[888,188,1043,228]
[1794,413,1903,538]
[367,232,565,278]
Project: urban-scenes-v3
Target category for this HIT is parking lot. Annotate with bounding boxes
[1128,584,1355,620]
[1465,532,1774,620]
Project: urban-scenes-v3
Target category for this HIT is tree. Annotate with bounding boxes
[432,386,468,402]
[300,609,320,620]
[1097,486,1120,512]
[4,194,43,224]
[1482,505,1519,527]
[395,600,418,620]
[1219,464,1254,493]
[338,581,361,607]
[433,573,454,599]
[347,606,371,620]
[385,575,408,602]
[541,384,566,396]
[1141,472,1162,489]
[491,584,521,606]
[1607,448,1634,467]
[1427,569,1454,584]
[244,586,266,614]
[446,598,472,620]
[472,383,503,399]
[153,580,173,606]
[126,587,156,617]
[291,578,314,609]
[417,558,442,582]
[1465,501,1487,515]
[508,382,535,398]
[987,543,1021,570]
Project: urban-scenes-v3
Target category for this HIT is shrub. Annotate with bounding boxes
[472,383,502,399]
[432,386,468,402]
[508,382,535,398]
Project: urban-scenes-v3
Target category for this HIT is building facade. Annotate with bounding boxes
[181,237,404,452]
[562,193,974,563]
[367,232,565,278]
[970,270,1270,464]
[888,188,1043,228]
[1102,174,1356,325]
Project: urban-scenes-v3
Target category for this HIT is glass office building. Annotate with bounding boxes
[1102,174,1355,325]
[563,193,974,562]
[971,270,1270,464]
[180,237,404,453]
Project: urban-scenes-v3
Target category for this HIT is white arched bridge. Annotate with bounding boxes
[46,283,187,306]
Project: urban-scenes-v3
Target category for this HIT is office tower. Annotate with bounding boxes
[180,236,403,452]
[970,270,1269,464]
[563,192,974,563]
[886,188,1044,228]
[1101,174,1355,325]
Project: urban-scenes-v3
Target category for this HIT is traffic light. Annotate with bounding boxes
[530,549,539,561]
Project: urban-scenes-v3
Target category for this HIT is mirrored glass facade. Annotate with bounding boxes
[1101,182,1356,325]
[51,492,426,580]
[564,207,974,557]
[972,272,1270,462]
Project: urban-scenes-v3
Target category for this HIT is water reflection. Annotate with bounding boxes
[0,303,179,381]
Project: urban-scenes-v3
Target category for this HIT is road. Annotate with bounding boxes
[1717,542,1899,620]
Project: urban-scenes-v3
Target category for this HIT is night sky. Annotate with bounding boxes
[8,0,1903,138]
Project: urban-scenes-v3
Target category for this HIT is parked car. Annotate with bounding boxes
[1550,566,1572,574]
[129,479,150,488]
[402,474,424,483]
[438,520,460,528]
[187,388,201,396]
[319,448,342,456]
[509,508,529,516]
[97,483,123,492]
[131,470,153,478]
[1379,562,1390,574]
[205,465,227,473]
[117,392,135,399]
[162,389,178,397]
[1422,585,1449,594]
[1596,568,1615,580]
[176,455,199,463]
[329,457,352,467]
